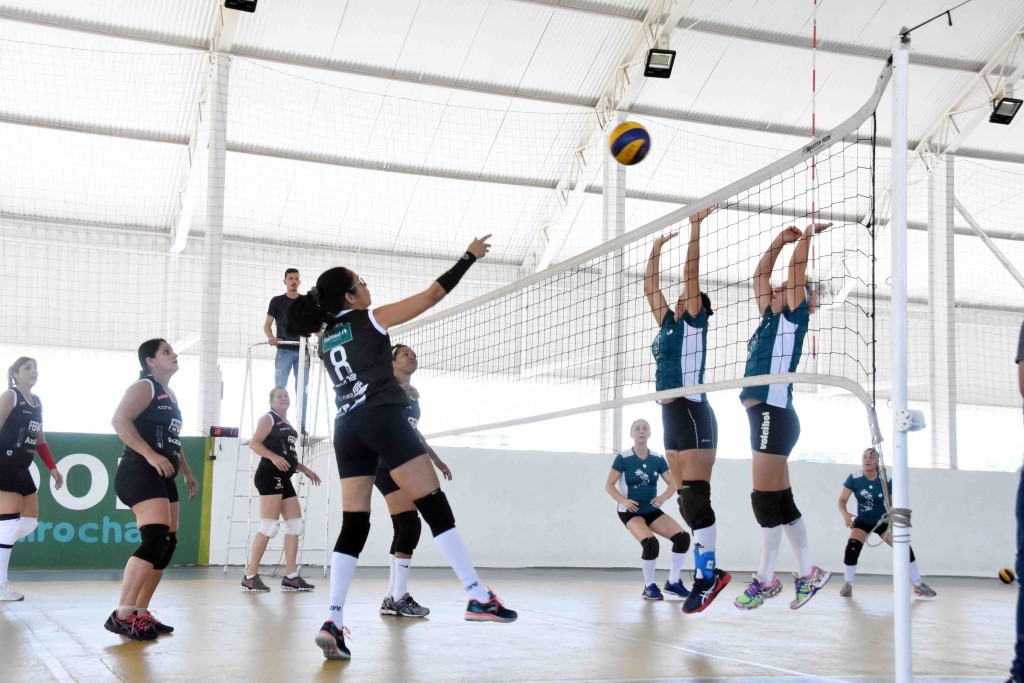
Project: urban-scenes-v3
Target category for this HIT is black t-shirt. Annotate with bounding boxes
[255,410,298,476]
[319,308,409,416]
[123,375,183,474]
[267,294,300,343]
[0,387,42,468]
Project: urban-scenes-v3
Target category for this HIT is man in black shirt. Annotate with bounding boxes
[264,268,309,426]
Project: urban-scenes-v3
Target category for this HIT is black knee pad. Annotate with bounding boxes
[844,538,864,566]
[413,489,456,537]
[334,511,371,557]
[779,487,801,525]
[132,524,170,566]
[670,531,691,554]
[389,514,401,555]
[909,546,916,563]
[640,536,659,561]
[393,510,422,555]
[680,480,716,530]
[750,491,783,528]
[153,532,177,571]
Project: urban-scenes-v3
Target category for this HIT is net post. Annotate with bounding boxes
[927,154,957,468]
[600,110,626,453]
[891,31,913,683]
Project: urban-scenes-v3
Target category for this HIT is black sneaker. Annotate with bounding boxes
[137,612,174,635]
[104,610,159,641]
[682,568,732,614]
[281,575,315,592]
[315,621,351,660]
[465,590,517,623]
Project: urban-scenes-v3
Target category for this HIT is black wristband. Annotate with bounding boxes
[435,251,477,293]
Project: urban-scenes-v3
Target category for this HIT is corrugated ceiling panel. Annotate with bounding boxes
[230,0,350,62]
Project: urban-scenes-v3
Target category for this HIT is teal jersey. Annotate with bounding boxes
[651,309,708,403]
[843,473,890,526]
[612,448,669,515]
[739,300,809,409]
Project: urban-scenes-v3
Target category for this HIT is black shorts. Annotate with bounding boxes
[333,404,425,479]
[662,398,718,451]
[253,465,298,499]
[746,403,801,456]
[853,519,888,536]
[374,461,400,497]
[617,509,664,527]
[0,465,36,496]
[114,454,179,508]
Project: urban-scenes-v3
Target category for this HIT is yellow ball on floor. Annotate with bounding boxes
[999,568,1016,584]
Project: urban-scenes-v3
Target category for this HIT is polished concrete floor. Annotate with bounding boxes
[1,567,1015,682]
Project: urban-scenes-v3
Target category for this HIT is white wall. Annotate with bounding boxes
[209,442,1018,578]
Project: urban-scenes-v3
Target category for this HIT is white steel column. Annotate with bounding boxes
[927,154,957,469]
[599,112,626,454]
[890,34,913,683]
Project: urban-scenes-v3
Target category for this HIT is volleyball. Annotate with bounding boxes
[609,121,651,166]
[1000,568,1016,584]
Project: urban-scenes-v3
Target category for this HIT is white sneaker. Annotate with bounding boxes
[0,582,24,601]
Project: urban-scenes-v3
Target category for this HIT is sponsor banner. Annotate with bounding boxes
[11,433,205,569]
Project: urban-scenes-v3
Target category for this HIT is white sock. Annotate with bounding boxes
[641,558,656,586]
[392,556,412,599]
[0,517,19,585]
[325,552,358,625]
[669,552,685,583]
[433,528,489,602]
[844,564,857,583]
[16,517,37,540]
[116,604,135,619]
[693,523,716,553]
[286,571,298,579]
[758,525,783,584]
[910,560,922,586]
[0,547,11,585]
[245,574,256,580]
[784,517,813,577]
[386,555,396,597]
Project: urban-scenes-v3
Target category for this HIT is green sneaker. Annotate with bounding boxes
[790,566,831,610]
[733,575,782,610]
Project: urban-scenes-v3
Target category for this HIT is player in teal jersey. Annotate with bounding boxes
[837,447,935,598]
[735,222,832,611]
[605,419,693,601]
[644,207,731,613]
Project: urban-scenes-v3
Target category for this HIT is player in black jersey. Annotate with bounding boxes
[106,339,199,641]
[289,235,517,661]
[375,343,451,618]
[242,387,322,593]
[0,357,64,602]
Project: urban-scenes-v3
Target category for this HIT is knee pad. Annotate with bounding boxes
[750,490,783,528]
[0,513,20,547]
[258,519,280,538]
[283,517,304,537]
[413,489,456,537]
[393,510,422,555]
[640,536,659,561]
[909,546,916,563]
[132,524,170,566]
[334,511,371,557]
[680,480,716,530]
[779,487,801,525]
[844,538,864,566]
[153,532,178,571]
[670,531,690,554]
[389,514,401,555]
[16,516,38,540]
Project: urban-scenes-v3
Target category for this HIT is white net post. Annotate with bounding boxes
[927,154,957,469]
[600,111,627,453]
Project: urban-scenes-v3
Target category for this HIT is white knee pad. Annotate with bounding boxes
[17,516,38,540]
[0,518,20,545]
[283,517,304,537]
[258,519,280,538]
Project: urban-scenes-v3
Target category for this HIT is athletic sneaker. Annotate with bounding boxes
[641,583,664,601]
[315,621,351,660]
[104,610,159,641]
[683,569,732,614]
[790,566,831,610]
[394,593,430,617]
[0,582,24,601]
[839,582,853,597]
[136,611,174,635]
[914,582,937,598]
[465,590,518,623]
[379,596,398,616]
[241,574,270,592]
[663,579,690,598]
[734,575,783,610]
[281,575,315,592]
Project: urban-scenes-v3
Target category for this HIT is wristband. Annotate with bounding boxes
[435,251,477,293]
[37,442,56,471]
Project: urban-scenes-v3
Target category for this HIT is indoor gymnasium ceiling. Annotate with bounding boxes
[0,0,1022,273]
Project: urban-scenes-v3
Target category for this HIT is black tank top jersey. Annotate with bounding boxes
[256,410,298,476]
[320,309,409,416]
[123,375,183,466]
[406,396,421,428]
[0,387,42,467]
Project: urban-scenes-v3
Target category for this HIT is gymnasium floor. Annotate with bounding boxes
[1,567,1014,682]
